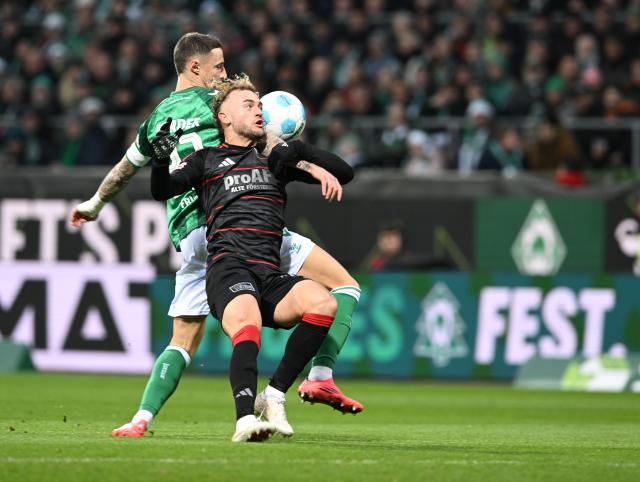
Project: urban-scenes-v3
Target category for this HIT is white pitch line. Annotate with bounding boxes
[0,457,366,465]
[0,457,636,468]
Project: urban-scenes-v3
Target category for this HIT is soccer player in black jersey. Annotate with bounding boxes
[149,75,354,442]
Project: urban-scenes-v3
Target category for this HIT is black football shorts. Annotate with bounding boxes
[206,255,305,327]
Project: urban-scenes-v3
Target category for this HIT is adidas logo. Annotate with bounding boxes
[219,158,235,167]
[319,386,339,394]
[235,388,254,398]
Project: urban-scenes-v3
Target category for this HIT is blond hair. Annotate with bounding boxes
[211,74,259,130]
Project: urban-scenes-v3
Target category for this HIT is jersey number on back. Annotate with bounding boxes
[169,132,204,172]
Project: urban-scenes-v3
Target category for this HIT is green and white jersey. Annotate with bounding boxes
[125,86,222,249]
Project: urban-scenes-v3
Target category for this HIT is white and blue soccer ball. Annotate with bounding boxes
[261,90,306,140]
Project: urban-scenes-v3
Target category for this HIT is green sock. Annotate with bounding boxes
[139,346,190,416]
[311,286,361,370]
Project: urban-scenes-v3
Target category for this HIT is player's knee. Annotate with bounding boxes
[309,289,337,317]
[347,277,360,290]
[329,272,359,290]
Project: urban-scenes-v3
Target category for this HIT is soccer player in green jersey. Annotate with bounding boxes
[70,33,362,438]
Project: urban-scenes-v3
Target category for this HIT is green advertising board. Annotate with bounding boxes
[151,271,640,380]
[475,198,604,274]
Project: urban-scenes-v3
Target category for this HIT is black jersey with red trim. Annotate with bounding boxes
[167,143,287,267]
[151,138,354,266]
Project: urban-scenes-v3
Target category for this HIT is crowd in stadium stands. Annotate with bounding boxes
[1,0,640,180]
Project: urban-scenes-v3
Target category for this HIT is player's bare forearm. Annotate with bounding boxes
[97,157,139,202]
[290,160,343,202]
[70,156,139,227]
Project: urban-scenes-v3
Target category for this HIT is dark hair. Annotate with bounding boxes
[173,33,222,74]
[379,219,405,234]
[493,123,519,141]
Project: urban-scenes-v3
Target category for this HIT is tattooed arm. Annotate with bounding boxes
[268,140,354,202]
[270,140,353,184]
[69,156,139,227]
[97,157,139,202]
[291,159,347,202]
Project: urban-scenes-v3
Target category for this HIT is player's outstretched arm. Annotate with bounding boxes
[69,157,139,227]
[299,144,354,185]
[268,140,353,201]
[269,140,353,184]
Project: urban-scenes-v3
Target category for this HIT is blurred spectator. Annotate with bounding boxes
[602,36,628,86]
[366,219,439,271]
[60,97,110,166]
[0,76,25,119]
[625,58,640,105]
[526,113,582,171]
[5,108,54,167]
[478,125,527,174]
[58,113,87,167]
[555,157,587,187]
[458,98,494,173]
[403,129,445,176]
[367,220,406,272]
[551,14,584,64]
[315,112,364,169]
[603,84,638,118]
[484,58,520,115]
[575,33,600,72]
[45,42,70,79]
[362,30,399,82]
[371,102,409,168]
[305,56,335,114]
[31,75,59,116]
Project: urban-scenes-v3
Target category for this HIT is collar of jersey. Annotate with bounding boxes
[222,143,255,151]
[171,86,208,96]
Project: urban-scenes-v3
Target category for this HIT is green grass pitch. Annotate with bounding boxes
[0,373,638,482]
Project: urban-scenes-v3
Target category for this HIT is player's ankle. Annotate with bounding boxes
[132,409,154,425]
[265,384,286,400]
[236,414,258,430]
[308,365,333,381]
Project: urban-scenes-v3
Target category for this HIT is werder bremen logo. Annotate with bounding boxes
[511,199,566,275]
[414,282,468,367]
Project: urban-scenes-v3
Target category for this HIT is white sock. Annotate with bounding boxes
[236,414,258,430]
[132,409,154,425]
[308,365,332,381]
[265,384,286,401]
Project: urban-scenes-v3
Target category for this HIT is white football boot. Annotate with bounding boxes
[254,388,294,437]
[231,415,277,443]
